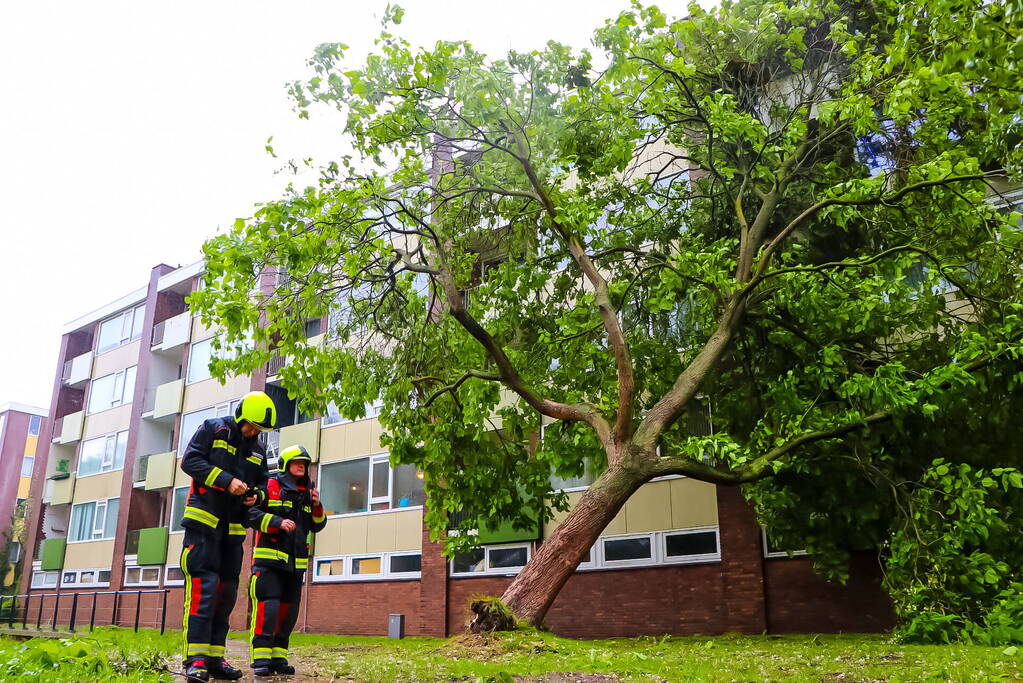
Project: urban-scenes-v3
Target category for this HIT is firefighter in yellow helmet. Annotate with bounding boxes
[179,391,276,681]
[245,445,326,677]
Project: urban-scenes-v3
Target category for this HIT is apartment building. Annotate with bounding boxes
[0,402,46,587]
[20,260,892,638]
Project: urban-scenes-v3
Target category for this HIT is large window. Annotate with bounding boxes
[31,570,58,588]
[319,455,425,516]
[87,366,137,414]
[61,568,111,588]
[170,486,188,532]
[589,527,720,570]
[68,498,119,542]
[187,336,250,384]
[97,304,145,353]
[177,400,240,454]
[28,414,42,436]
[313,551,422,583]
[123,563,161,587]
[78,431,128,476]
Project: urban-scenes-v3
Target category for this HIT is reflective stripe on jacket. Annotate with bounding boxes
[180,416,269,541]
[247,474,326,572]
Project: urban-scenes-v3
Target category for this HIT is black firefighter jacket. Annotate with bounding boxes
[180,416,270,543]
[245,472,326,573]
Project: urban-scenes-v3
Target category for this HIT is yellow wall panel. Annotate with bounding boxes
[338,516,368,554]
[318,426,346,464]
[64,539,114,570]
[669,478,719,528]
[182,375,250,414]
[73,471,123,502]
[83,405,132,439]
[313,518,343,557]
[190,316,218,343]
[18,478,31,499]
[365,513,397,553]
[167,533,184,564]
[23,434,38,458]
[624,481,673,533]
[393,510,422,551]
[92,341,140,377]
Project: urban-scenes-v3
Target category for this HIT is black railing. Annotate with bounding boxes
[0,589,170,635]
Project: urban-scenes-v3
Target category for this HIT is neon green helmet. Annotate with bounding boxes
[278,445,312,470]
[235,391,277,432]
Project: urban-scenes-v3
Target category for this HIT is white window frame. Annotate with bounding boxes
[97,304,145,354]
[169,485,189,535]
[60,567,111,588]
[28,414,42,436]
[761,528,808,559]
[599,532,657,568]
[20,456,34,478]
[449,543,532,577]
[77,430,128,477]
[86,366,137,414]
[177,400,241,454]
[321,400,383,427]
[164,565,185,586]
[31,570,59,588]
[319,453,424,518]
[122,561,162,587]
[311,551,423,583]
[187,336,250,385]
[68,497,119,543]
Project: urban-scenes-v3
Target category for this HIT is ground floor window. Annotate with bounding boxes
[123,561,161,587]
[583,527,720,570]
[451,543,531,577]
[164,565,185,586]
[312,551,422,583]
[761,528,807,558]
[31,570,58,588]
[60,567,111,588]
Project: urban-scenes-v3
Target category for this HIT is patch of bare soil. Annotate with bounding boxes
[514,675,622,682]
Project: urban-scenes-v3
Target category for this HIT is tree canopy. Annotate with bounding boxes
[192,0,1023,634]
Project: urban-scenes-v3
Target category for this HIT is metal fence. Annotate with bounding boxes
[0,589,170,635]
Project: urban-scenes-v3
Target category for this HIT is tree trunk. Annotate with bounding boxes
[499,456,650,627]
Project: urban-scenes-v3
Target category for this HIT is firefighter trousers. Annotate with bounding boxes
[248,566,303,665]
[180,528,243,665]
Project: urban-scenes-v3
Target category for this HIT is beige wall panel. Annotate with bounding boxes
[669,478,719,528]
[543,490,583,538]
[338,515,368,554]
[393,509,423,551]
[60,411,84,444]
[344,421,375,459]
[175,457,190,487]
[603,507,627,536]
[624,481,673,533]
[190,316,219,343]
[73,471,123,502]
[64,539,114,570]
[92,341,141,378]
[279,420,320,462]
[365,513,397,553]
[182,375,250,413]
[318,426,346,464]
[83,405,133,439]
[51,475,76,505]
[153,380,184,419]
[370,420,385,452]
[167,533,184,565]
[313,518,343,557]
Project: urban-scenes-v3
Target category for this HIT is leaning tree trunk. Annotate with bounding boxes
[497,457,650,627]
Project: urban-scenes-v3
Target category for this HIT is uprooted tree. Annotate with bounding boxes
[192,0,1023,633]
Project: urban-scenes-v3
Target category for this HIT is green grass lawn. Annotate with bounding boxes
[0,626,1020,681]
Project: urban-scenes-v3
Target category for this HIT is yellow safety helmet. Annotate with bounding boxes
[234,391,277,432]
[278,445,312,470]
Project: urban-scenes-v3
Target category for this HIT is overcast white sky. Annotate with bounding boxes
[0,1,696,409]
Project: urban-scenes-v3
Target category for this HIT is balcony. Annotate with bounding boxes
[61,351,93,388]
[136,527,169,565]
[132,454,150,486]
[143,451,176,490]
[40,537,66,571]
[50,475,76,505]
[56,410,84,444]
[151,311,191,351]
[151,379,184,421]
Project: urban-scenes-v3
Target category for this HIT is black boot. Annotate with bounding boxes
[207,659,243,680]
[271,657,296,675]
[184,659,210,682]
[252,658,273,677]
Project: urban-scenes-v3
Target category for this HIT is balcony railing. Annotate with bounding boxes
[124,529,141,556]
[61,359,73,383]
[266,352,287,377]
[151,320,166,347]
[133,455,150,484]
